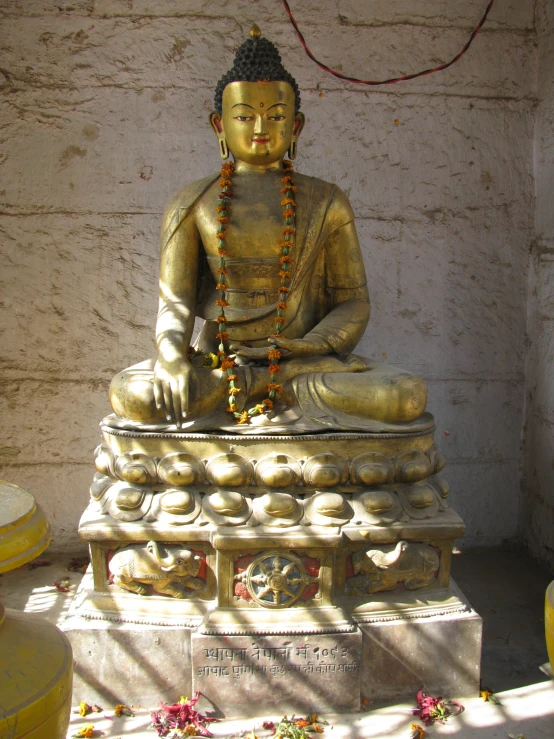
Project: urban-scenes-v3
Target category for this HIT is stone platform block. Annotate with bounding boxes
[64,574,481,714]
[192,633,362,717]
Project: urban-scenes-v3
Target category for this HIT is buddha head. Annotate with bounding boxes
[210,25,305,166]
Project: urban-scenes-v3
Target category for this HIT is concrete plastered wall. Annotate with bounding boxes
[0,1,536,551]
[523,0,554,571]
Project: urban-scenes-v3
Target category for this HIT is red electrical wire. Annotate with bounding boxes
[281,0,495,86]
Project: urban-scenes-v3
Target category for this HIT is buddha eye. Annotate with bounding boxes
[234,115,254,122]
[268,115,286,121]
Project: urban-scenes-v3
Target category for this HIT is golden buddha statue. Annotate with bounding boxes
[108,25,430,436]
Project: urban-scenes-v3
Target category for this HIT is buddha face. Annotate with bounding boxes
[210,80,304,167]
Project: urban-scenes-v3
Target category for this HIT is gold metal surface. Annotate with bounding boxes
[0,483,72,739]
[108,78,428,433]
[0,481,51,574]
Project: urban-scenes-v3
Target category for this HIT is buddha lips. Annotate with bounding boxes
[214,159,296,422]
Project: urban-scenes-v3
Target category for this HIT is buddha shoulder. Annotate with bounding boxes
[160,173,219,240]
[160,171,355,241]
[294,172,356,233]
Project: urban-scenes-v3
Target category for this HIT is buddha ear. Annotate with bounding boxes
[209,111,229,160]
[293,112,305,139]
[289,112,305,160]
[209,110,223,136]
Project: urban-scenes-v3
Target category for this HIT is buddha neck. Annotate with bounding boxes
[233,159,285,175]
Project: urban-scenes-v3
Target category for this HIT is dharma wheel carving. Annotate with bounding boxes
[235,552,318,609]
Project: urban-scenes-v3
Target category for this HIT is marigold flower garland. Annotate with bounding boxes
[214,159,296,424]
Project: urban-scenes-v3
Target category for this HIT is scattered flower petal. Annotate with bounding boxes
[72,724,95,738]
[114,704,134,717]
[412,689,463,726]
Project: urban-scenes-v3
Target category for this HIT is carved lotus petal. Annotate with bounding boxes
[350,452,394,486]
[434,476,449,498]
[209,491,245,515]
[114,487,145,510]
[115,452,156,486]
[261,492,297,517]
[206,454,253,487]
[407,484,435,509]
[395,451,432,483]
[312,492,345,517]
[90,473,113,501]
[94,444,114,476]
[255,454,301,488]
[158,453,204,486]
[303,454,347,488]
[160,490,194,515]
[428,444,447,474]
[360,490,394,514]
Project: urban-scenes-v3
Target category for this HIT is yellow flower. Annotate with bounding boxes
[72,724,95,738]
[114,703,133,717]
[78,701,91,717]
[204,352,219,368]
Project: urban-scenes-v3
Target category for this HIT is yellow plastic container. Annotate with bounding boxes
[0,481,73,739]
[0,606,73,739]
[546,581,554,674]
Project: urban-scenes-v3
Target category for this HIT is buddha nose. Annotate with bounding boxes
[254,115,268,136]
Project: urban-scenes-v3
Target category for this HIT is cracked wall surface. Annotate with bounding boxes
[0,0,537,551]
[523,0,554,570]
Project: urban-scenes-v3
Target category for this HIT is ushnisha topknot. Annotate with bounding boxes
[214,24,301,114]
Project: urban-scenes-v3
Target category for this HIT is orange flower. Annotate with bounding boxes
[215,283,227,291]
[312,724,324,734]
[281,185,298,193]
[114,704,133,717]
[226,374,239,382]
[217,267,228,275]
[282,226,295,235]
[219,179,232,187]
[216,205,227,213]
[221,358,235,370]
[254,403,266,414]
[267,383,282,392]
[262,398,274,409]
[281,174,294,183]
[215,299,229,307]
[279,270,291,279]
[226,403,237,413]
[217,247,227,255]
[283,208,294,218]
[267,349,281,360]
[228,386,241,395]
[217,216,229,224]
[216,331,229,340]
[280,255,294,264]
[276,301,287,310]
[268,363,280,374]
[72,725,95,738]
[295,720,309,728]
[278,286,290,294]
[216,316,227,324]
[237,411,250,424]
[281,198,296,207]
[217,230,227,239]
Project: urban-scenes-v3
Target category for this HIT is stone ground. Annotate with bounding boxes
[1,545,553,738]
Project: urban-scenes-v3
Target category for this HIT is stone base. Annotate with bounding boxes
[63,575,481,713]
